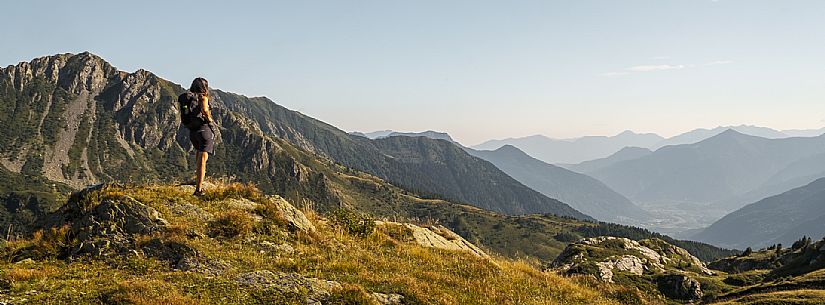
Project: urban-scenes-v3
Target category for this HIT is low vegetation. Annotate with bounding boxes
[0,182,642,304]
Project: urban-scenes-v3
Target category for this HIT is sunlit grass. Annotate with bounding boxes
[0,182,634,304]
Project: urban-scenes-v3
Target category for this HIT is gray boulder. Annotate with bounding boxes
[657,274,703,301]
[269,195,316,233]
[70,195,168,256]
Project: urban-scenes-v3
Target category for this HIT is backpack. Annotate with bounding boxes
[178,91,205,129]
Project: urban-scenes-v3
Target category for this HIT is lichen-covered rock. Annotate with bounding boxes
[593,255,646,282]
[235,270,341,304]
[375,221,489,258]
[225,197,259,211]
[259,241,296,255]
[269,195,316,233]
[175,256,231,276]
[552,236,712,276]
[641,238,713,275]
[70,195,168,256]
[657,274,703,301]
[372,292,404,304]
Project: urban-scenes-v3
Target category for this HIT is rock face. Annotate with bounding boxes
[0,52,345,219]
[376,221,489,258]
[594,255,645,282]
[270,195,316,233]
[235,270,341,305]
[70,195,168,256]
[657,274,703,301]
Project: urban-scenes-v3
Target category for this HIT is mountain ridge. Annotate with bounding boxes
[694,177,825,249]
[0,52,590,220]
[465,144,652,224]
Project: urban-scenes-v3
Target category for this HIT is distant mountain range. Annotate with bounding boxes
[694,177,825,249]
[471,131,664,164]
[465,145,652,224]
[352,130,456,143]
[588,130,825,207]
[575,130,825,235]
[463,125,825,165]
[357,131,650,224]
[652,125,790,148]
[561,146,652,174]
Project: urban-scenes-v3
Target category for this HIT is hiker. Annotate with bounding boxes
[178,77,215,196]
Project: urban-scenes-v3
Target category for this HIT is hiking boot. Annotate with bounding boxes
[193,189,206,197]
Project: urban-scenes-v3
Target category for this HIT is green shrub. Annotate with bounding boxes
[328,209,375,238]
[554,231,581,242]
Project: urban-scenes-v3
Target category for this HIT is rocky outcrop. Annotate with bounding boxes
[375,221,489,258]
[593,255,646,282]
[551,236,710,299]
[553,237,712,278]
[641,238,713,275]
[270,195,316,233]
[70,195,168,256]
[657,274,703,301]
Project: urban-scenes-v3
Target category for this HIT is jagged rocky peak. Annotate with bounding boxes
[2,52,117,94]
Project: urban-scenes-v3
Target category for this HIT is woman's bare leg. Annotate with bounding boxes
[196,151,208,192]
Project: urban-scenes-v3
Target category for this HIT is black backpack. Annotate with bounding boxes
[178,91,205,129]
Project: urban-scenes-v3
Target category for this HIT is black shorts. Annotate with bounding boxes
[189,125,215,154]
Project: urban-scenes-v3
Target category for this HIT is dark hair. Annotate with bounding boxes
[190,77,209,95]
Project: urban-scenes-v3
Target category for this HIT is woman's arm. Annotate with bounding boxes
[201,95,213,123]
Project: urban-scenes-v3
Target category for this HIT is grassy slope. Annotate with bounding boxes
[0,183,633,305]
[705,246,825,304]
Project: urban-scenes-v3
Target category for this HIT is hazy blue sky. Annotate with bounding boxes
[3,0,825,145]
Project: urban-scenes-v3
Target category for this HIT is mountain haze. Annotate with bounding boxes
[362,131,645,224]
[652,125,790,148]
[471,125,825,168]
[354,130,457,143]
[562,146,652,174]
[472,131,664,164]
[466,145,651,224]
[591,130,825,207]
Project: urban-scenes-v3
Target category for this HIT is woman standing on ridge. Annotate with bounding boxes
[178,77,215,196]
